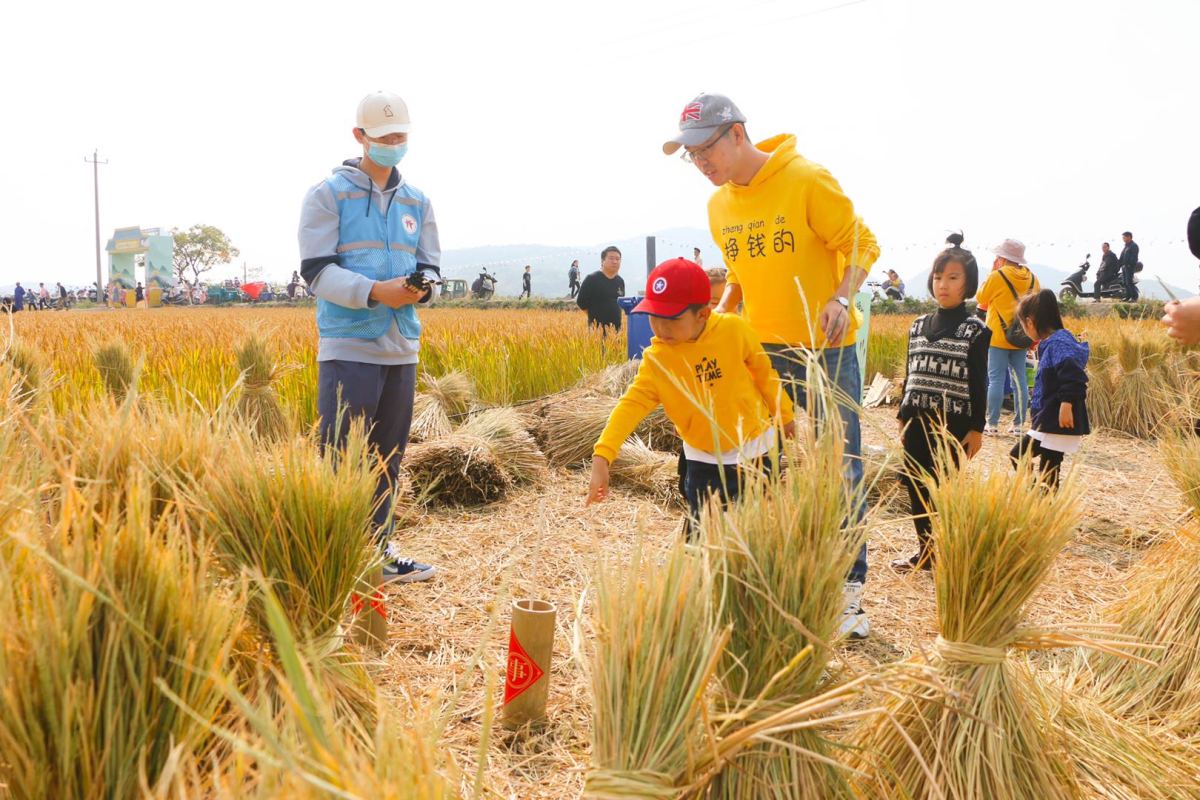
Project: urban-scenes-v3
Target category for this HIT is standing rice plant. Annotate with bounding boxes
[94,340,137,402]
[582,540,728,798]
[701,417,864,799]
[153,583,461,799]
[198,424,378,641]
[235,335,289,441]
[0,479,246,800]
[851,448,1129,799]
[457,406,549,485]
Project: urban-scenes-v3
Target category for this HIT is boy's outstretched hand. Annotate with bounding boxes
[585,456,611,506]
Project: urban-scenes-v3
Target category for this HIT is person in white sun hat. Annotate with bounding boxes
[976,238,1039,436]
[297,91,442,585]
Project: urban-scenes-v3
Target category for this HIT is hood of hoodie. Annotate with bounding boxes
[1040,328,1089,367]
[333,158,404,193]
[723,134,799,193]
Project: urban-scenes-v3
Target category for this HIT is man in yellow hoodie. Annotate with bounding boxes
[664,92,879,639]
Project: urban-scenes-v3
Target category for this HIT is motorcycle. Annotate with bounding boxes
[1060,253,1137,302]
[470,270,498,300]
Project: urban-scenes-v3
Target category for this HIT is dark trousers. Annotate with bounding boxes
[569,279,580,298]
[317,360,418,545]
[1009,434,1065,488]
[900,418,964,560]
[682,456,775,541]
[1121,265,1136,300]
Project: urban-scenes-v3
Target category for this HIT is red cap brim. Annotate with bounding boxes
[630,297,690,318]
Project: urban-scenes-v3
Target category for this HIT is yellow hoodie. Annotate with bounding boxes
[977,264,1039,350]
[707,135,879,348]
[593,313,794,463]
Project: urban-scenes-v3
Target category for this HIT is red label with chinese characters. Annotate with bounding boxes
[503,628,545,705]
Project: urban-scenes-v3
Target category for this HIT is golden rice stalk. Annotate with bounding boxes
[581,540,728,798]
[403,433,512,506]
[701,411,863,798]
[537,390,679,468]
[94,341,136,402]
[420,370,476,419]
[1040,675,1200,800]
[1075,524,1200,739]
[235,335,289,441]
[2,339,46,403]
[457,406,549,485]
[851,448,1111,800]
[153,582,460,799]
[197,424,379,641]
[409,391,454,443]
[0,478,245,799]
[609,436,681,504]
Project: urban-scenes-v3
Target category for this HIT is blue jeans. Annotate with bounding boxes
[986,346,1029,428]
[765,344,868,585]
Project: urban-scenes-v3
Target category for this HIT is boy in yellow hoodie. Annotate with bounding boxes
[586,258,794,532]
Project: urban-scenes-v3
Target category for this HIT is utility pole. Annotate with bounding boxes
[645,236,657,285]
[84,149,108,303]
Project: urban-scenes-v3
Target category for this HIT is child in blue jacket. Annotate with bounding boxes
[1009,289,1089,488]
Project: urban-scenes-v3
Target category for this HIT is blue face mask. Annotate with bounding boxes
[367,142,407,168]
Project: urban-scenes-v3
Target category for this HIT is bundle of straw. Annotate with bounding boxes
[581,360,641,398]
[702,415,864,798]
[457,406,548,485]
[536,390,679,468]
[409,391,455,443]
[582,540,727,798]
[421,370,476,418]
[0,479,245,799]
[198,426,378,640]
[94,341,136,402]
[851,449,1130,799]
[609,436,681,505]
[403,433,512,506]
[1076,524,1200,738]
[3,339,46,403]
[235,335,289,441]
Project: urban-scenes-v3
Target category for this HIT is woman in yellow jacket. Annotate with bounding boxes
[977,239,1039,434]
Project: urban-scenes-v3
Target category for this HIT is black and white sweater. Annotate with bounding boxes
[898,305,991,434]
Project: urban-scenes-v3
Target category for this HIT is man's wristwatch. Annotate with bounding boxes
[834,296,850,310]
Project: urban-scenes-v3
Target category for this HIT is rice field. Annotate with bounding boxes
[2,303,1199,799]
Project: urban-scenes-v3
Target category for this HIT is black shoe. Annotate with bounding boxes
[890,552,933,572]
[381,556,438,584]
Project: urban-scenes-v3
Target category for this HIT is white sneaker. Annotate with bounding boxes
[984,425,1000,436]
[839,581,870,640]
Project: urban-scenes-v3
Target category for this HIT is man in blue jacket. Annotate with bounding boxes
[12,282,24,312]
[298,91,441,584]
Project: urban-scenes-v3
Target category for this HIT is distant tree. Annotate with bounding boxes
[172,225,239,302]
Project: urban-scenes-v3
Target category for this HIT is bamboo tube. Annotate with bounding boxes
[502,598,556,729]
[349,567,387,653]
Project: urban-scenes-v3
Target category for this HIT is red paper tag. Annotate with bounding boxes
[503,628,545,705]
[351,591,387,621]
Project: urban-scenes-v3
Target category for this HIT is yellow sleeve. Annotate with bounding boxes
[741,319,795,425]
[977,272,997,308]
[593,361,661,463]
[806,166,880,272]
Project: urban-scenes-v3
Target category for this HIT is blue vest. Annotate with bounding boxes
[316,173,426,340]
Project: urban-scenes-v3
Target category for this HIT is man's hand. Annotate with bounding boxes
[1059,402,1075,430]
[369,278,424,309]
[964,429,983,458]
[1163,298,1200,346]
[714,282,742,315]
[585,456,611,506]
[819,298,850,346]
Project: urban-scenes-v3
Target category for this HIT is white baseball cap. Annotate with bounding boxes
[356,91,411,137]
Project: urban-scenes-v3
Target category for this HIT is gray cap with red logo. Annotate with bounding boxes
[662,93,746,155]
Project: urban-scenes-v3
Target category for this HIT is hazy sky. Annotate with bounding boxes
[3,0,1197,289]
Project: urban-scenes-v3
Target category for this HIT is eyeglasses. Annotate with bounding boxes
[681,126,731,164]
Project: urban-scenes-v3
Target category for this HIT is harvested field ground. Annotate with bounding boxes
[377,407,1188,798]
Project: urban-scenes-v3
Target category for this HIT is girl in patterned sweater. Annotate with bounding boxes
[892,234,992,571]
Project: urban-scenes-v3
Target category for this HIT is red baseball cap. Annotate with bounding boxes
[631,258,711,318]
